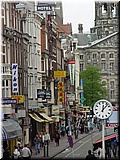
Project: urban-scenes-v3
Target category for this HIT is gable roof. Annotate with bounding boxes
[57,23,72,35]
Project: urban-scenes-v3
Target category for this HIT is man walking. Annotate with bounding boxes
[33,133,41,155]
[21,144,31,160]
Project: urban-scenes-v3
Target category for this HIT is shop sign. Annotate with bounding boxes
[12,63,18,93]
[54,71,66,78]
[37,89,46,99]
[52,105,59,115]
[11,95,24,103]
[67,94,75,101]
[46,90,51,99]
[37,89,52,99]
[2,98,17,104]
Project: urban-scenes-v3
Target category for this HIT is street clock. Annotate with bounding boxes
[93,99,113,119]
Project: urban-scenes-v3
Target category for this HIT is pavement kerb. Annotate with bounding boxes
[49,129,98,159]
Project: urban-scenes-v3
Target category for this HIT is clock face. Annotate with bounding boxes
[93,99,113,119]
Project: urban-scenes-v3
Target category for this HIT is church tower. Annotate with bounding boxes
[90,2,119,39]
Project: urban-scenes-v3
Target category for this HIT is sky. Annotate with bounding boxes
[62,0,95,33]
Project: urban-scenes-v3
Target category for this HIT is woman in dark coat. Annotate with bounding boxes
[55,132,60,146]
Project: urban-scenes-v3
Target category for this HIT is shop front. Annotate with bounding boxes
[2,118,22,156]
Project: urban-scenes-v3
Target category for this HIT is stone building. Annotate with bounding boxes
[73,2,119,107]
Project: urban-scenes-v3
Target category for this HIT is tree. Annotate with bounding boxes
[80,66,108,108]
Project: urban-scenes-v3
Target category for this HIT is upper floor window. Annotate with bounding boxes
[93,54,97,59]
[109,53,114,58]
[80,55,83,60]
[110,81,114,89]
[101,53,105,58]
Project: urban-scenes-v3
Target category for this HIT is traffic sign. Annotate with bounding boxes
[80,97,86,103]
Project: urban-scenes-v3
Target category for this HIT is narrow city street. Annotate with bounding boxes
[1,1,119,160]
[31,127,117,159]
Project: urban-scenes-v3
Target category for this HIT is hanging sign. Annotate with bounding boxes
[12,63,18,93]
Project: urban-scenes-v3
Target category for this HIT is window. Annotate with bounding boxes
[102,3,107,14]
[110,81,114,89]
[2,80,4,86]
[110,62,114,71]
[110,90,115,99]
[80,55,83,60]
[109,53,114,58]
[80,64,83,71]
[93,54,97,59]
[101,61,106,70]
[6,80,8,86]
[2,55,5,63]
[101,53,105,58]
[73,43,76,50]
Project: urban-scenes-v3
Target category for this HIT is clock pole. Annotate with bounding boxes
[102,119,105,158]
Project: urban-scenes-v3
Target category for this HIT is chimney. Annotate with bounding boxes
[78,23,83,33]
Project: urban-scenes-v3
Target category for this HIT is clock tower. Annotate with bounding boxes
[90,2,119,39]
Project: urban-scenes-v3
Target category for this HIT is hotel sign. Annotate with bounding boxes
[12,63,18,93]
[37,5,52,11]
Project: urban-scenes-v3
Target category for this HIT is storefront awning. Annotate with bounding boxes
[39,113,53,122]
[29,113,44,123]
[2,119,22,141]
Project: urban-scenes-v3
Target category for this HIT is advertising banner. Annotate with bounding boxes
[68,64,75,85]
[11,95,24,103]
[12,63,18,93]
[54,71,66,78]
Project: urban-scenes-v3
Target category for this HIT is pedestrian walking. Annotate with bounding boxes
[43,132,50,157]
[111,139,117,157]
[106,140,112,158]
[26,144,32,159]
[55,131,60,146]
[33,133,41,154]
[21,144,31,160]
[85,150,97,159]
[13,146,20,159]
[60,124,65,137]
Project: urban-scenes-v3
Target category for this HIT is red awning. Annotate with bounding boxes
[93,132,118,144]
[68,114,81,118]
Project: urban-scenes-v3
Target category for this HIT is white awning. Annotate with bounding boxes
[2,119,22,140]
[39,113,53,122]
[29,113,44,123]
